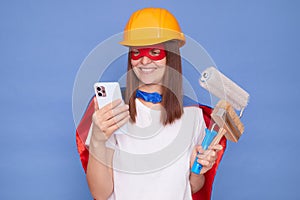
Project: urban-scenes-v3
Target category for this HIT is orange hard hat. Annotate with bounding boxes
[120,8,185,47]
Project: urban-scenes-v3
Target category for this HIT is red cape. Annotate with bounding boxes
[76,98,226,200]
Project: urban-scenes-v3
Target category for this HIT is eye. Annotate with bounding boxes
[131,49,140,56]
[149,49,161,56]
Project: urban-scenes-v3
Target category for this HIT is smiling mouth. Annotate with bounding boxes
[139,67,156,73]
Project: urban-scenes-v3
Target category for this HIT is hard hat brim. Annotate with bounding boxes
[120,28,185,47]
[119,38,185,47]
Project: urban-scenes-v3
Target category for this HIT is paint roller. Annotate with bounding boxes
[191,66,250,174]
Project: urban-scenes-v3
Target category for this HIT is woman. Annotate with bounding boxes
[86,8,222,200]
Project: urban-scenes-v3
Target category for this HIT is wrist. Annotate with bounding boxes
[89,137,110,162]
[190,172,204,178]
[91,123,109,143]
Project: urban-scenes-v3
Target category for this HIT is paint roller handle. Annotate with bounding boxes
[191,128,218,174]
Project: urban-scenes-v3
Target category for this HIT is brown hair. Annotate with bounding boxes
[125,40,183,125]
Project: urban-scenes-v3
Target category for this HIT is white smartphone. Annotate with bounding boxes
[93,82,123,108]
[86,82,126,146]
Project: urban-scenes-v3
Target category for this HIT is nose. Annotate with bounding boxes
[141,56,152,65]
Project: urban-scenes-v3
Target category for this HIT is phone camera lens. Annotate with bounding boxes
[98,92,102,96]
[97,87,101,91]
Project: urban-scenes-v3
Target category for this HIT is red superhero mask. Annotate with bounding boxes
[130,44,166,61]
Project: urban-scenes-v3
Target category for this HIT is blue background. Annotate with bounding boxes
[1,0,299,199]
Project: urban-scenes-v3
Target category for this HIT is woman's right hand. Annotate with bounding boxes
[91,96,130,142]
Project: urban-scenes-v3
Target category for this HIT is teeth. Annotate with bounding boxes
[140,68,155,73]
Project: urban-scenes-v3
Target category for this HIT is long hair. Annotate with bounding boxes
[125,40,183,125]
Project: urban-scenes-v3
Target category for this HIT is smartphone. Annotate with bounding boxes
[86,82,125,146]
[94,82,123,108]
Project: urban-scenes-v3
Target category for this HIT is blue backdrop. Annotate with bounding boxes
[1,0,299,199]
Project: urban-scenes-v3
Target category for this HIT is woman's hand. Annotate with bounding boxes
[190,144,223,174]
[91,97,130,142]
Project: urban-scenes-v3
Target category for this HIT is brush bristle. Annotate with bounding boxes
[218,100,244,133]
[211,100,245,142]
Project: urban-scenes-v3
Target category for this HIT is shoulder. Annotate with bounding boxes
[183,95,211,112]
[183,95,213,127]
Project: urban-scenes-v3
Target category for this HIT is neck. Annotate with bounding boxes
[136,84,163,109]
[138,83,163,94]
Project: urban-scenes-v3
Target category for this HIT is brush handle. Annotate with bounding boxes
[191,128,218,174]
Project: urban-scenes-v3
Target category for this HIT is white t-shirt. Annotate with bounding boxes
[106,99,206,200]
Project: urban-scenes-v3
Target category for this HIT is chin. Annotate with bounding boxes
[140,79,159,85]
[139,75,164,85]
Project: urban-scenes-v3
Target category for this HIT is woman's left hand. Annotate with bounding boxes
[190,144,223,174]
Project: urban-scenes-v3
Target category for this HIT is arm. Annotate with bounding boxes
[190,173,205,194]
[190,144,223,194]
[86,97,129,199]
[87,139,114,199]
